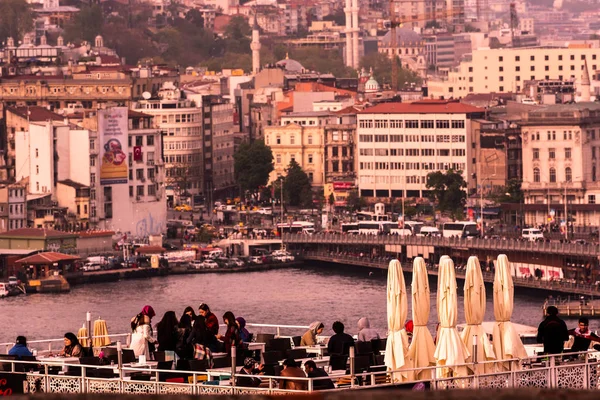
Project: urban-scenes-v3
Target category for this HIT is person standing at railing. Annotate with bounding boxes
[8,336,33,358]
[130,305,157,359]
[537,306,569,355]
[567,317,600,352]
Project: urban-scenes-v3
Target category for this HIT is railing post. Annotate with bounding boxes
[584,352,589,390]
[231,346,236,387]
[44,363,49,394]
[308,376,313,392]
[81,365,86,394]
[349,346,355,388]
[550,355,556,388]
[192,372,197,395]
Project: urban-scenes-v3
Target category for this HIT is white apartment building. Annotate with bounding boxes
[521,103,600,226]
[428,45,600,99]
[356,100,484,199]
[133,86,203,205]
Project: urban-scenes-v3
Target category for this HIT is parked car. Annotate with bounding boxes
[202,260,219,269]
[249,256,264,265]
[82,263,102,272]
[8,276,18,286]
[229,258,245,267]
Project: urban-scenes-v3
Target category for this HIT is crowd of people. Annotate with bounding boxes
[536,306,600,355]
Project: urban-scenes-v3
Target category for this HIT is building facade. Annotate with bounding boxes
[356,100,484,200]
[133,86,203,205]
[521,103,600,226]
[428,45,600,99]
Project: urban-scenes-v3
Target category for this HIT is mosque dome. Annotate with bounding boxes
[275,57,305,73]
[365,75,381,93]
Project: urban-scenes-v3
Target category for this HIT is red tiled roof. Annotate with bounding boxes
[78,230,115,238]
[15,252,80,265]
[360,100,484,114]
[136,246,165,254]
[335,105,360,115]
[0,228,78,239]
[7,106,64,122]
[128,110,152,119]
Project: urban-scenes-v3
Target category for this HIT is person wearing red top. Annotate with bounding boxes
[218,311,243,356]
[198,303,219,336]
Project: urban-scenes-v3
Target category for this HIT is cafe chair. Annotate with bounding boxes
[286,348,308,360]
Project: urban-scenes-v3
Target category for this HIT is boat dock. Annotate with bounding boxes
[543,297,600,318]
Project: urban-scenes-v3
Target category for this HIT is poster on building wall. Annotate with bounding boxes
[99,107,128,185]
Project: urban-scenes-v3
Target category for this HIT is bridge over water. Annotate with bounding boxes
[283,233,600,297]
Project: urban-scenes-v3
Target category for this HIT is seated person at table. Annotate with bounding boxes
[279,358,307,391]
[304,360,334,390]
[236,357,264,387]
[301,321,324,346]
[236,317,252,342]
[357,317,380,342]
[568,317,600,352]
[327,321,354,356]
[60,332,83,357]
[8,336,33,358]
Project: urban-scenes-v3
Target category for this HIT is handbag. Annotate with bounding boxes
[194,343,214,368]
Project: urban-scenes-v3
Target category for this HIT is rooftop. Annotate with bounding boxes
[78,230,115,238]
[15,252,80,265]
[360,100,484,114]
[58,179,88,189]
[7,106,64,122]
[0,228,78,239]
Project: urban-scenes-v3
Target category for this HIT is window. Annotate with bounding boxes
[36,165,39,174]
[558,55,563,60]
[589,195,596,204]
[290,136,295,145]
[530,66,535,71]
[129,186,134,197]
[420,120,434,129]
[276,136,281,145]
[35,148,39,158]
[499,66,504,72]
[533,168,540,182]
[148,185,156,196]
[530,55,535,61]
[135,136,143,146]
[549,168,556,183]
[308,154,313,164]
[594,165,597,182]
[515,56,520,61]
[136,169,144,180]
[516,76,520,81]
[499,86,504,92]
[90,139,95,150]
[276,154,281,164]
[136,185,144,197]
[545,55,549,61]
[570,55,575,60]
[565,148,571,159]
[499,56,503,62]
[515,66,520,72]
[90,173,96,185]
[451,120,465,129]
[545,66,549,71]
[565,167,572,182]
[549,148,555,159]
[308,135,313,145]
[147,135,154,146]
[405,120,419,129]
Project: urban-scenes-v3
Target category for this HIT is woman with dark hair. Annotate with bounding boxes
[182,306,196,321]
[198,303,219,336]
[130,305,157,358]
[188,315,215,364]
[218,311,242,356]
[176,314,193,359]
[156,311,179,352]
[60,332,83,357]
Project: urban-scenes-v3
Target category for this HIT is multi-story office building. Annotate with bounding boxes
[356,100,484,199]
[428,45,600,99]
[521,102,600,226]
[133,86,203,205]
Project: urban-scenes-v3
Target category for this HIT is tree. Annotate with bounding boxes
[346,189,367,212]
[0,0,33,43]
[426,169,467,220]
[491,179,524,204]
[234,140,274,197]
[283,160,312,207]
[289,47,354,77]
[224,15,251,54]
[360,52,422,90]
[64,4,104,43]
[165,163,200,201]
[322,10,346,26]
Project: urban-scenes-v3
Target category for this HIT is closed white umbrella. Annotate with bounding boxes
[493,254,528,371]
[461,256,495,374]
[384,259,409,382]
[406,257,436,381]
[434,256,470,378]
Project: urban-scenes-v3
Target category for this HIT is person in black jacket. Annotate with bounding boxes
[236,358,264,387]
[537,306,569,355]
[304,360,334,390]
[156,311,179,352]
[327,321,355,356]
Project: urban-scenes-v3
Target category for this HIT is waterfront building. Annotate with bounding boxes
[521,102,600,227]
[265,114,328,187]
[428,45,600,99]
[0,228,77,252]
[356,100,484,200]
[133,84,203,206]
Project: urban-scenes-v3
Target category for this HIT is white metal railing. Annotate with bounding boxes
[3,346,600,394]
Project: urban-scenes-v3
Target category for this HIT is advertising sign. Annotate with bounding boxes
[99,107,128,185]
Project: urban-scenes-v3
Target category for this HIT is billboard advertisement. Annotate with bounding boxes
[99,107,128,185]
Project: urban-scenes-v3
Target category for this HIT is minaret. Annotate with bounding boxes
[344,0,353,68]
[580,58,591,102]
[250,13,261,75]
[351,0,359,69]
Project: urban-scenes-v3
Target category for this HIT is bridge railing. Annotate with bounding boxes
[301,251,600,295]
[283,233,600,257]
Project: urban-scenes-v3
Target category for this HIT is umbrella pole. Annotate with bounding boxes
[86,312,92,354]
[472,335,478,373]
[117,341,123,379]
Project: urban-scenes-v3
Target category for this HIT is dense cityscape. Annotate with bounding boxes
[1,0,600,394]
